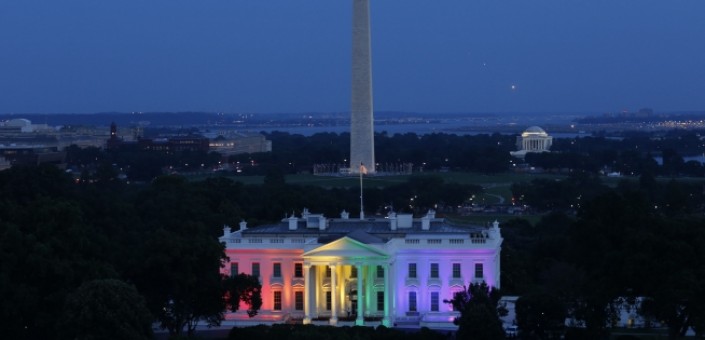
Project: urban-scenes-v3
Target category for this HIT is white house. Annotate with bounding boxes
[219,209,503,329]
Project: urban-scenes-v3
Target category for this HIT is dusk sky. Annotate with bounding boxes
[1,0,704,115]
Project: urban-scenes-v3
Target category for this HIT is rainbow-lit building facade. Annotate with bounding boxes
[219,209,502,328]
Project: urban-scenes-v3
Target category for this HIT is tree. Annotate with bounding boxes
[58,279,153,340]
[224,273,263,317]
[445,282,506,340]
[515,293,567,339]
[135,225,228,337]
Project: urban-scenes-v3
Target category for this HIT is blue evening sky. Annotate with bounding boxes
[1,0,703,114]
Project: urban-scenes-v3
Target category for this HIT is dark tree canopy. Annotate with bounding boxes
[445,282,506,340]
[58,279,153,340]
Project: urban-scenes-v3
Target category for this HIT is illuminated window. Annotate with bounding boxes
[273,263,281,278]
[273,291,282,311]
[377,265,384,278]
[295,291,304,310]
[326,291,332,310]
[430,263,439,278]
[452,263,461,278]
[351,266,357,278]
[377,291,384,311]
[252,263,260,278]
[408,291,417,312]
[408,263,417,278]
[230,263,238,278]
[431,292,439,312]
[475,263,484,278]
[325,266,331,277]
[294,263,303,278]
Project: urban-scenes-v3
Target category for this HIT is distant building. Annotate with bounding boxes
[106,122,209,152]
[0,118,51,134]
[510,126,553,159]
[220,209,502,329]
[0,145,65,168]
[209,134,272,156]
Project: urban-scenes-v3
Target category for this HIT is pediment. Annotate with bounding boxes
[303,236,388,260]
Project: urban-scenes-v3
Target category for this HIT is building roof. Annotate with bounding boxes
[522,126,549,137]
[241,217,489,238]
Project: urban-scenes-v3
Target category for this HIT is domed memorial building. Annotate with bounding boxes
[510,126,553,159]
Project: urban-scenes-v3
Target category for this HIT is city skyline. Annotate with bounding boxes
[1,0,704,114]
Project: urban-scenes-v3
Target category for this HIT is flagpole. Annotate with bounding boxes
[360,167,364,220]
[359,163,365,220]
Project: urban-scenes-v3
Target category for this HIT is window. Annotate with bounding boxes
[230,262,239,278]
[475,263,484,278]
[408,292,417,312]
[295,291,304,310]
[452,263,461,278]
[430,263,439,278]
[325,266,331,277]
[408,263,417,278]
[294,263,303,278]
[431,292,439,312]
[273,263,281,278]
[252,263,260,278]
[326,291,332,310]
[351,266,357,278]
[377,265,384,278]
[377,291,385,311]
[273,291,282,311]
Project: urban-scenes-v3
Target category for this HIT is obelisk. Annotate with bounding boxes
[350,0,375,174]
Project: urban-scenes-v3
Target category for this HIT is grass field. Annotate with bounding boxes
[196,171,567,205]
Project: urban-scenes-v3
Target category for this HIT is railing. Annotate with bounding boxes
[225,237,310,245]
[401,238,489,246]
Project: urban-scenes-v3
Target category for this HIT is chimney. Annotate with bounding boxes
[421,215,431,230]
[288,215,298,230]
[389,213,397,231]
[427,209,436,219]
[302,207,310,219]
[489,220,500,239]
[341,210,349,220]
[319,216,327,230]
[223,224,231,237]
[239,220,248,231]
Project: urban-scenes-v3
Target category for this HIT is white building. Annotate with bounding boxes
[219,209,502,329]
[510,126,553,159]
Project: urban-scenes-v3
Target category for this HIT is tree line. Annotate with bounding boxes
[502,175,705,338]
[68,130,705,182]
[0,165,480,339]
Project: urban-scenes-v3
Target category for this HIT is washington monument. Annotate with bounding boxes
[349,0,375,174]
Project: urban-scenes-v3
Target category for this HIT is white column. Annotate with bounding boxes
[356,264,364,325]
[382,263,391,326]
[303,264,312,324]
[366,265,374,317]
[330,264,338,325]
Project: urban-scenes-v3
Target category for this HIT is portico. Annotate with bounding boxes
[302,236,391,326]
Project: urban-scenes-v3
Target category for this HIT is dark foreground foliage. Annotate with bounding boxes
[228,324,449,340]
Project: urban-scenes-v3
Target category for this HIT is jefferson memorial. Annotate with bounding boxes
[219,209,503,329]
[510,126,553,159]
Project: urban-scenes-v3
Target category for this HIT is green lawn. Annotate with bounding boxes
[193,171,565,202]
